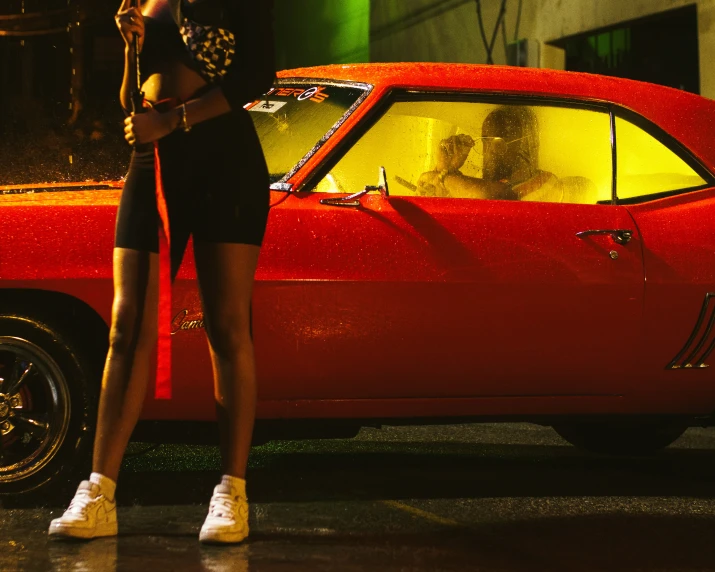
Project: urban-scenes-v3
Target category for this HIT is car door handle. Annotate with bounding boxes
[576,229,633,245]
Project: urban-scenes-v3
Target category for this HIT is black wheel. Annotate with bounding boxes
[552,418,689,456]
[0,314,99,497]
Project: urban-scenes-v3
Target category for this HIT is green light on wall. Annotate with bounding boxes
[586,28,631,70]
[274,0,370,70]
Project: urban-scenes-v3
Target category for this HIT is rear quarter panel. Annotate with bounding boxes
[626,187,715,414]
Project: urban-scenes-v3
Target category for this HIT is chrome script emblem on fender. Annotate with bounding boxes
[171,310,205,334]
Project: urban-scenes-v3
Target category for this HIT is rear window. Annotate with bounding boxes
[616,116,708,200]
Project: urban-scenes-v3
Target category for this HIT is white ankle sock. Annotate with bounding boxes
[221,474,246,498]
[90,472,117,501]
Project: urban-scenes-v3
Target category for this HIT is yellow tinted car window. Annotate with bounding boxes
[616,116,706,199]
[314,100,612,204]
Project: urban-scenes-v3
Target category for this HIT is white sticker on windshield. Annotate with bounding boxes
[249,100,287,113]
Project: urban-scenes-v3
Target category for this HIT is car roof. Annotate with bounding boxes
[277,63,715,174]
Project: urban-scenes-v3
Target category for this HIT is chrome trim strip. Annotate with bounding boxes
[610,108,618,205]
[320,166,389,207]
[667,292,715,369]
[0,184,119,196]
[259,78,374,191]
[320,185,381,208]
[694,331,715,368]
[269,182,293,192]
[682,301,715,367]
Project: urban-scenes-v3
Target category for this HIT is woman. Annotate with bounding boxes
[48,0,275,544]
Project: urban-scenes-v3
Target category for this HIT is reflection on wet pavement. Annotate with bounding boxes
[2,423,715,571]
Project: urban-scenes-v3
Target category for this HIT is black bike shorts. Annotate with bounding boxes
[115,106,270,268]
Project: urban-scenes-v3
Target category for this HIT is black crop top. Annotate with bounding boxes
[141,0,276,110]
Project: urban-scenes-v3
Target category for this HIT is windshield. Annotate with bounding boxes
[248,82,369,184]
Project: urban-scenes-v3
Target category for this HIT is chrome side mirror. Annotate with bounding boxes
[320,166,390,207]
[377,165,389,197]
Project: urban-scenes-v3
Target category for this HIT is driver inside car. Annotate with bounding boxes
[416,106,562,201]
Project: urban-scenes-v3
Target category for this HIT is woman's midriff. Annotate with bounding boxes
[141,59,207,104]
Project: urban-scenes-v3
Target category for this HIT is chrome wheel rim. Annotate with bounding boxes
[0,336,71,483]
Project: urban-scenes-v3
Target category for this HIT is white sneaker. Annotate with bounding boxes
[199,483,249,544]
[48,481,118,539]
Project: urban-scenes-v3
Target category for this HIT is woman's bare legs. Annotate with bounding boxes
[193,242,260,478]
[49,247,158,538]
[92,247,159,482]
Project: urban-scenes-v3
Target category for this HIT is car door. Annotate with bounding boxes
[254,94,646,400]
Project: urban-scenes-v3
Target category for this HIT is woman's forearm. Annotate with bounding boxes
[152,87,232,136]
[120,47,136,112]
[124,85,234,144]
[180,87,232,129]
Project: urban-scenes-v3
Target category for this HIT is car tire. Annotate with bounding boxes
[0,314,99,499]
[551,419,689,456]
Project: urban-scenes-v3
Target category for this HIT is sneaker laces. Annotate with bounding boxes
[66,490,96,517]
[208,492,239,520]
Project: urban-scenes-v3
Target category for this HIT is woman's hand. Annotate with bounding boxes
[115,0,145,53]
[124,109,180,145]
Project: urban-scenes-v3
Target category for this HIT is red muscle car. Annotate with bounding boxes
[2,63,715,496]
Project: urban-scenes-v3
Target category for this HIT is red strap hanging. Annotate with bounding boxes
[153,142,172,399]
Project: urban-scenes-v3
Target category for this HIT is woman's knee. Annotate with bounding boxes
[108,300,156,354]
[206,313,252,359]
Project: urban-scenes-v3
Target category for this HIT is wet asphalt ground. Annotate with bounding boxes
[2,423,715,571]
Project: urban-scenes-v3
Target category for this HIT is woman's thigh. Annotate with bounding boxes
[109,247,159,352]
